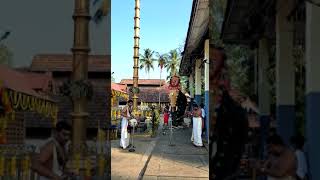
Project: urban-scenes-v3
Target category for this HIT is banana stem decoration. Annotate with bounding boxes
[98,154,105,177]
[84,156,91,177]
[0,155,4,177]
[74,153,81,174]
[10,156,16,177]
[22,155,30,178]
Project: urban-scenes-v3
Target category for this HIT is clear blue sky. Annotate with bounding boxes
[111,0,193,83]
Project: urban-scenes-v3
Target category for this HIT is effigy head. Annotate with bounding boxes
[169,75,180,90]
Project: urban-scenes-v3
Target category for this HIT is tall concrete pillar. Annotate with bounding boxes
[258,38,271,158]
[204,39,210,142]
[276,0,295,144]
[195,59,202,105]
[305,2,320,179]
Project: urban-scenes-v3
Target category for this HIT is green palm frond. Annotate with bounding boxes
[166,49,181,76]
[156,52,168,70]
[139,48,156,75]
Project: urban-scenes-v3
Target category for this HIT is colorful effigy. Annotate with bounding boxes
[168,75,181,112]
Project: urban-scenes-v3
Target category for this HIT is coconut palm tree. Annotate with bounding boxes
[156,52,167,107]
[166,49,181,78]
[157,52,167,71]
[139,48,156,78]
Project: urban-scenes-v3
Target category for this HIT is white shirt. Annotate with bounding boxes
[201,108,205,118]
[295,149,308,179]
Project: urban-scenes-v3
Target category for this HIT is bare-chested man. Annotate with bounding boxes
[31,121,72,180]
[258,134,297,180]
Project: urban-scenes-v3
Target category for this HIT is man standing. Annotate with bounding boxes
[191,103,203,147]
[31,121,72,180]
[120,100,133,149]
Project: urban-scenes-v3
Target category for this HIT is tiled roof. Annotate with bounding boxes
[111,82,127,93]
[120,87,170,103]
[0,64,54,101]
[138,87,170,102]
[30,54,110,72]
[119,79,166,86]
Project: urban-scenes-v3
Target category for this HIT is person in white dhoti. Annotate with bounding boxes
[31,121,72,180]
[190,104,203,147]
[120,100,134,149]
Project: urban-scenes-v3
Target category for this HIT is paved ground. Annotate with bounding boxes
[111,134,158,180]
[141,127,209,180]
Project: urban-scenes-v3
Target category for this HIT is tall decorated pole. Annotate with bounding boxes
[132,0,140,112]
[70,0,91,174]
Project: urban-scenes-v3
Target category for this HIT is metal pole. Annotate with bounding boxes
[129,123,136,152]
[132,0,140,111]
[169,113,175,146]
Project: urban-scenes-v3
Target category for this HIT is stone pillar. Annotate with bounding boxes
[195,59,202,105]
[258,39,271,116]
[258,38,271,158]
[204,39,210,142]
[276,0,295,144]
[306,2,320,179]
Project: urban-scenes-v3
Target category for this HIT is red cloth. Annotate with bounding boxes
[164,113,169,125]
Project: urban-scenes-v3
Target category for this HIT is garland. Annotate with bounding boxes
[7,90,58,125]
[111,89,128,106]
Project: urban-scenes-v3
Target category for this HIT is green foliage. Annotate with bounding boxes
[209,0,255,97]
[225,45,254,97]
[180,76,189,93]
[156,52,168,70]
[139,48,156,77]
[166,49,181,76]
[210,0,227,45]
[0,44,13,66]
